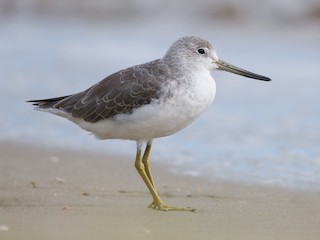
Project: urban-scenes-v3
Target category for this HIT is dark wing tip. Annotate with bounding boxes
[26,95,71,108]
[26,99,40,106]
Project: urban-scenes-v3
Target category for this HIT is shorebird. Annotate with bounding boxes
[28,36,271,211]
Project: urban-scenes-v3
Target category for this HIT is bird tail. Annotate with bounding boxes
[27,95,71,109]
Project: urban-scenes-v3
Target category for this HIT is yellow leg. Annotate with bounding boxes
[135,141,195,212]
[142,141,155,187]
[141,141,159,209]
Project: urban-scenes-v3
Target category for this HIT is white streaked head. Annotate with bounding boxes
[163,36,219,72]
[163,36,271,81]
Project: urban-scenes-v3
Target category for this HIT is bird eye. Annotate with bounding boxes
[198,48,205,54]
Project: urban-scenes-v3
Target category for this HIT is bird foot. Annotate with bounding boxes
[148,201,196,212]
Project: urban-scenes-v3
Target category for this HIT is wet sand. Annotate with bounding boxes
[1,141,320,240]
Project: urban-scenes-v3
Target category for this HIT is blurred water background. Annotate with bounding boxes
[1,0,320,189]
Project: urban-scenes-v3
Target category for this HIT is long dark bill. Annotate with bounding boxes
[216,59,271,81]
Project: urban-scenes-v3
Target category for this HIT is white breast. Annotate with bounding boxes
[74,71,216,141]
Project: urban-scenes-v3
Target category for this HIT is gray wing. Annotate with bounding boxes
[55,60,170,123]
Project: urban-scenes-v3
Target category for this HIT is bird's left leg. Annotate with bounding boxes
[141,140,159,208]
[142,140,156,187]
[140,141,195,212]
[135,141,165,210]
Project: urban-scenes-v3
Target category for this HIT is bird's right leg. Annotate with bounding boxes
[142,140,156,187]
[141,140,160,208]
[135,141,165,209]
[135,141,195,212]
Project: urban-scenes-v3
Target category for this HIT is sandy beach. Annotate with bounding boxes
[1,0,320,239]
[0,141,319,240]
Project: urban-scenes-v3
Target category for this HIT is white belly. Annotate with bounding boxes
[74,72,216,140]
